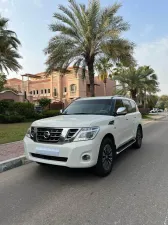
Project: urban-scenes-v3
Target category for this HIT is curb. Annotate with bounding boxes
[142,115,166,126]
[142,120,153,126]
[153,116,166,120]
[0,155,31,173]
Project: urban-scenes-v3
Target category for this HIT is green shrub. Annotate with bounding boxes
[0,114,5,123]
[42,110,60,118]
[38,98,51,109]
[0,101,35,118]
[14,102,34,118]
[33,113,44,120]
[0,114,25,123]
[0,100,14,114]
[0,100,60,123]
[6,115,25,123]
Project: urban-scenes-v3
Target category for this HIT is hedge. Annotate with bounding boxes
[0,99,60,123]
[14,102,34,119]
[0,114,25,123]
[42,110,60,118]
[0,100,34,118]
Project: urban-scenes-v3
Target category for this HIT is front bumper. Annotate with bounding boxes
[23,136,100,168]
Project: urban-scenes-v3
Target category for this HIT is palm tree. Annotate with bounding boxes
[0,15,22,73]
[0,72,6,91]
[112,65,159,102]
[45,0,135,96]
[95,57,113,96]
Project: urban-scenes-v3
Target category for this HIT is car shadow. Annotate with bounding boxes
[28,146,140,185]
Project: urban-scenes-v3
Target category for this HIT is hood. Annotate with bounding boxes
[32,114,112,128]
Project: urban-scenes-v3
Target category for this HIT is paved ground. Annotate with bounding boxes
[1,118,168,225]
[0,141,24,162]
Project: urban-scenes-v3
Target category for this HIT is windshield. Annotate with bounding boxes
[63,99,112,115]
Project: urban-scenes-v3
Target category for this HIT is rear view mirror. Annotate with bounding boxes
[116,107,127,115]
[60,109,63,114]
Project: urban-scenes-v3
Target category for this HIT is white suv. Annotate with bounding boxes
[24,96,143,176]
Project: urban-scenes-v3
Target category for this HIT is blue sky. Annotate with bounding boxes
[0,0,168,94]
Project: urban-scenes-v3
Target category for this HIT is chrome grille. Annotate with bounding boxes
[66,129,78,140]
[36,128,63,143]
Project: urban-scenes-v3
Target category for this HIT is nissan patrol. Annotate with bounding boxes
[24,96,143,176]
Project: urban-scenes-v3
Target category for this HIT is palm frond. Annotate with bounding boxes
[45,0,135,96]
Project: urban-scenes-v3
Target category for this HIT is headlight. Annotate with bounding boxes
[26,127,34,138]
[74,127,99,142]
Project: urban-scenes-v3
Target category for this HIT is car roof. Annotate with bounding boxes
[76,96,135,101]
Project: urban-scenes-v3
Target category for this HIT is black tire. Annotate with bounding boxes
[133,126,142,149]
[94,138,115,177]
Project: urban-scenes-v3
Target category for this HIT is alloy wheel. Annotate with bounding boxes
[102,144,113,171]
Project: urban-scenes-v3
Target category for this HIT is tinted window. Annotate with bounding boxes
[123,100,132,113]
[114,99,124,112]
[63,99,112,115]
[130,101,136,113]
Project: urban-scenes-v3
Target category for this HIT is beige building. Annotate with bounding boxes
[5,68,116,105]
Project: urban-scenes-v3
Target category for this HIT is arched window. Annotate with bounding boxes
[70,84,76,93]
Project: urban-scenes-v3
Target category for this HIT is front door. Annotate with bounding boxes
[113,99,130,147]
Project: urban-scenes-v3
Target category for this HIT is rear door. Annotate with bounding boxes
[130,100,138,137]
[122,99,134,141]
[130,100,142,137]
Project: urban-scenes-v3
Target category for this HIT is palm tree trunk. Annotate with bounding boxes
[104,82,107,96]
[130,90,137,102]
[144,90,147,108]
[87,60,95,97]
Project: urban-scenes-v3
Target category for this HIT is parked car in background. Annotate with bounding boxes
[24,96,143,177]
[150,108,163,113]
[150,109,157,113]
[34,105,42,113]
[150,108,158,113]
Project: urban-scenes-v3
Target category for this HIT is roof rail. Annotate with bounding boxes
[113,95,125,97]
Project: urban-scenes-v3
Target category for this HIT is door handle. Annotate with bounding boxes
[109,120,114,125]
[126,118,128,120]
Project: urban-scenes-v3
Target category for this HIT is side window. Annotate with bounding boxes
[130,101,136,113]
[123,100,132,113]
[114,99,124,113]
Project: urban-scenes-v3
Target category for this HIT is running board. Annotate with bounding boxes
[116,139,136,155]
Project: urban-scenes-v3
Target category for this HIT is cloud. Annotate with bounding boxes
[33,0,43,8]
[135,37,168,95]
[140,24,154,37]
[0,0,14,5]
[0,0,15,17]
[0,7,11,16]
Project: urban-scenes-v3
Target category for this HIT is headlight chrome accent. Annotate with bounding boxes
[74,127,100,142]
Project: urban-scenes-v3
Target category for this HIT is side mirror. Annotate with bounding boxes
[60,109,63,114]
[116,107,127,115]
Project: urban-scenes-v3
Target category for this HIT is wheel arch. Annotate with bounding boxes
[138,124,143,138]
[102,133,116,149]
